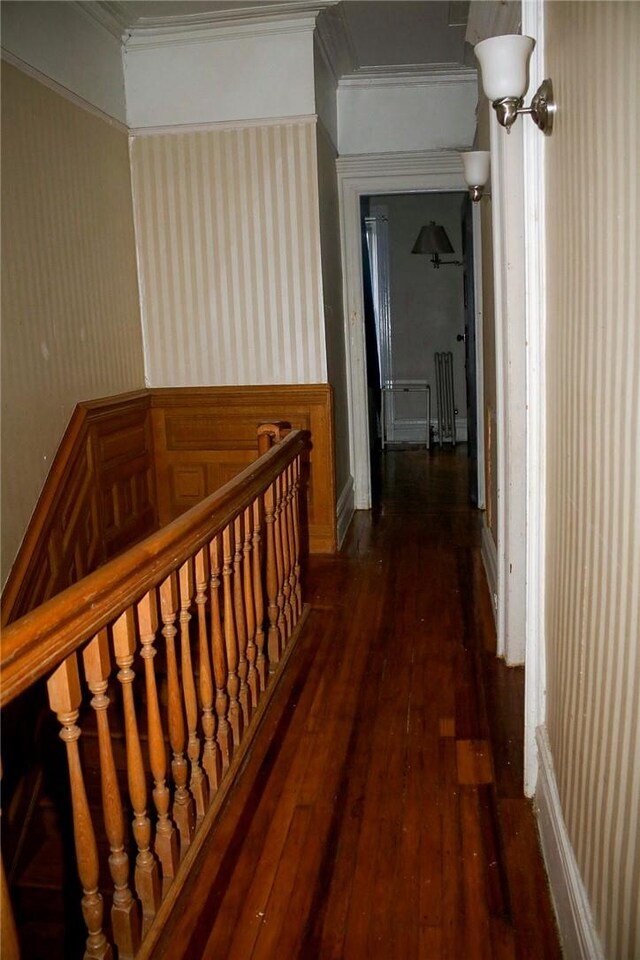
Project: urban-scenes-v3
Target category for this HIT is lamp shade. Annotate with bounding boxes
[412,222,454,255]
[460,151,490,187]
[474,34,535,102]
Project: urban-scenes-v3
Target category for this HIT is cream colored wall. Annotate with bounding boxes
[0,62,145,587]
[316,122,350,501]
[544,4,640,958]
[130,120,327,387]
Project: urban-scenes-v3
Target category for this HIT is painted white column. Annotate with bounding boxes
[489,94,527,666]
[522,0,548,796]
[472,201,486,510]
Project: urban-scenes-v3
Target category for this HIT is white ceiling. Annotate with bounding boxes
[97,0,474,75]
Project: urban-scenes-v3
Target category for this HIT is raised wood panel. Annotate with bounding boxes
[90,401,157,560]
[1,392,157,625]
[1,384,335,626]
[150,386,336,553]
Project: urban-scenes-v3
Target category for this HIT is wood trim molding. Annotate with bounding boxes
[535,726,605,960]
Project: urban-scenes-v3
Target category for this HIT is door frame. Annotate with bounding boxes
[336,150,467,509]
[471,201,486,510]
[522,0,548,796]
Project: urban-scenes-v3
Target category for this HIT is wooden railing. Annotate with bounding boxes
[1,425,307,960]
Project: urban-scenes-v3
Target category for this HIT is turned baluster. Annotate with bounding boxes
[264,480,281,665]
[47,654,112,959]
[222,525,243,747]
[285,462,298,628]
[209,536,232,770]
[195,547,221,793]
[159,574,195,855]
[233,515,252,726]
[252,498,268,692]
[178,559,209,820]
[273,474,288,648]
[112,609,161,932]
[136,591,179,885]
[293,454,303,617]
[279,468,294,641]
[83,632,140,959]
[243,505,259,708]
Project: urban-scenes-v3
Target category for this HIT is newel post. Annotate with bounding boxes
[257,421,289,455]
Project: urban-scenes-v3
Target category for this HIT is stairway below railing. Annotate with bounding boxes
[1,424,308,960]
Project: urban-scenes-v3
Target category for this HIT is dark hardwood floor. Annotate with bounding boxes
[152,446,562,960]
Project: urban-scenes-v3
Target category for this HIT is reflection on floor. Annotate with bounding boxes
[154,446,562,960]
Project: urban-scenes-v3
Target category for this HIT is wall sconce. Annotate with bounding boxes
[474,34,555,135]
[460,151,491,202]
[411,222,463,269]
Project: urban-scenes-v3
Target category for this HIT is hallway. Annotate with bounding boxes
[150,448,562,959]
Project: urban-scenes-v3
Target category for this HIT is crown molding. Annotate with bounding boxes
[124,1,336,50]
[73,2,132,41]
[129,113,318,138]
[125,16,316,50]
[314,4,357,83]
[339,63,478,89]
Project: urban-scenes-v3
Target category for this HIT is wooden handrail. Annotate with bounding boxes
[1,430,307,709]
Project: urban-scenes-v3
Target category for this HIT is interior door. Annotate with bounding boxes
[461,196,478,506]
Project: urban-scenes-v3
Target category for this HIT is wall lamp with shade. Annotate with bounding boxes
[411,221,463,269]
[460,151,491,202]
[474,34,555,135]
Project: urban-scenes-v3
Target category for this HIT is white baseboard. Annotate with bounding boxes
[535,726,605,960]
[481,521,498,625]
[336,475,355,549]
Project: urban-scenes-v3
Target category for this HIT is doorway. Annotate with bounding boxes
[336,150,473,512]
[360,190,480,506]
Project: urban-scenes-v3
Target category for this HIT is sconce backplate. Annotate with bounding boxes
[530,78,555,135]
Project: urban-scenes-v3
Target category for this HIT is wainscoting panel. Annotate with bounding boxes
[150,385,336,553]
[1,392,156,625]
[2,384,336,626]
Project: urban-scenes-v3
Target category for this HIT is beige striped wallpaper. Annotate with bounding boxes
[130,120,327,387]
[545,4,640,958]
[1,62,145,587]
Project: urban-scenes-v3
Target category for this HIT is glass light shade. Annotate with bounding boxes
[474,34,535,102]
[460,151,490,188]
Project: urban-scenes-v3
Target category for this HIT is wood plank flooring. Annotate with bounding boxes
[153,448,562,960]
